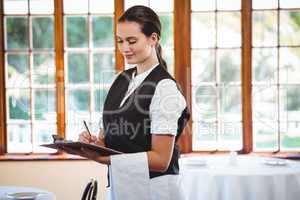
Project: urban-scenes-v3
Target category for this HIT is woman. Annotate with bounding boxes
[76,5,190,200]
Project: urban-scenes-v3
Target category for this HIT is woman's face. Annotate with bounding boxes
[116,21,156,65]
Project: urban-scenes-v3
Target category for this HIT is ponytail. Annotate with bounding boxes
[155,43,167,70]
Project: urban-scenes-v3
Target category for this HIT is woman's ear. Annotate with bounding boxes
[150,32,159,46]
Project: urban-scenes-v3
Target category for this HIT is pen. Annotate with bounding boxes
[83,120,92,138]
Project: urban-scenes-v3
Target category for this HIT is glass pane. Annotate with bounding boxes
[34,90,56,121]
[280,0,300,8]
[7,124,31,153]
[66,123,84,141]
[280,86,300,121]
[33,124,57,153]
[6,17,29,50]
[217,0,241,10]
[280,122,300,150]
[8,89,30,120]
[280,11,300,46]
[252,0,278,9]
[192,121,217,150]
[92,16,114,48]
[252,86,278,121]
[220,86,242,121]
[32,17,54,49]
[90,0,114,13]
[192,85,217,121]
[217,49,241,83]
[192,50,215,83]
[33,53,55,85]
[191,13,215,48]
[192,0,216,11]
[63,0,88,14]
[253,122,278,151]
[217,12,241,47]
[30,0,54,14]
[279,47,300,84]
[159,14,173,47]
[252,48,277,84]
[67,53,89,83]
[150,0,173,12]
[163,50,174,76]
[4,0,28,14]
[6,54,29,88]
[93,53,115,84]
[67,89,90,123]
[65,16,88,48]
[125,0,149,10]
[219,122,242,150]
[94,88,109,112]
[252,11,277,47]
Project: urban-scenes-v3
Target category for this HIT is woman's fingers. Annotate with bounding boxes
[78,131,98,143]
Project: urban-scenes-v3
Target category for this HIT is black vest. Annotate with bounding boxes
[103,65,190,179]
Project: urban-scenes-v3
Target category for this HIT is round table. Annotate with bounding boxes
[180,155,300,200]
[0,186,56,200]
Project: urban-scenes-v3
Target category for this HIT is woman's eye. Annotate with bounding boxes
[128,41,136,45]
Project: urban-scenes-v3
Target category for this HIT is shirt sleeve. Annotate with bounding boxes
[150,79,187,136]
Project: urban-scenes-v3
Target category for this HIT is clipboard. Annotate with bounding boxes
[41,141,122,156]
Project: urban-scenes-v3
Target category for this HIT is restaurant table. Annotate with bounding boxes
[180,155,300,200]
[0,186,56,200]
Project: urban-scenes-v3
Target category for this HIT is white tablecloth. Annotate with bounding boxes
[0,186,56,200]
[180,155,300,200]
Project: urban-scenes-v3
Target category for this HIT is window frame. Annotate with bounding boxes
[0,0,299,159]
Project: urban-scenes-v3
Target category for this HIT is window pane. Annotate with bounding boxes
[193,121,217,150]
[6,17,29,50]
[252,86,278,121]
[33,124,57,153]
[6,54,29,88]
[125,0,149,10]
[159,14,173,47]
[252,11,277,47]
[92,16,114,48]
[32,17,54,49]
[94,88,109,112]
[280,86,300,122]
[280,0,300,8]
[279,47,300,84]
[217,0,241,10]
[34,89,56,121]
[150,0,173,12]
[192,85,217,121]
[67,53,89,83]
[253,122,278,151]
[67,90,90,123]
[220,86,242,121]
[66,124,83,141]
[7,89,30,120]
[219,122,242,150]
[30,0,54,14]
[93,53,115,84]
[192,50,215,83]
[90,0,114,13]
[252,48,277,84]
[280,122,300,150]
[280,11,300,46]
[163,50,174,76]
[63,0,88,14]
[252,0,278,9]
[192,0,216,11]
[4,0,28,14]
[66,16,88,48]
[217,49,241,83]
[191,13,215,48]
[7,124,31,153]
[33,53,55,85]
[217,12,241,47]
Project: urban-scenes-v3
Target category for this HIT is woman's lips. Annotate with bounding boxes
[125,54,134,59]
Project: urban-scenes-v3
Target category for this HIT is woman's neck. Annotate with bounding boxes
[136,51,159,75]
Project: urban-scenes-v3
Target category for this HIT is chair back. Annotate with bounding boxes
[81,178,98,200]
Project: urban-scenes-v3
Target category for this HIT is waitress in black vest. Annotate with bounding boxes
[77,5,190,199]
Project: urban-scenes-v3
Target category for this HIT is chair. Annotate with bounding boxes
[81,178,98,200]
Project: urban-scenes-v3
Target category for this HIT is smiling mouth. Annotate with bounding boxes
[125,55,134,59]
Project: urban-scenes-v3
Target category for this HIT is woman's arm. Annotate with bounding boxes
[147,134,175,172]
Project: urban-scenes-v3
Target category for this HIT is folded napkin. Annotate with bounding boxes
[110,152,151,200]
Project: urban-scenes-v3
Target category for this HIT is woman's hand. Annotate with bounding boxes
[78,131,97,144]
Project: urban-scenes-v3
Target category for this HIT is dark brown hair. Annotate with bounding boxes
[118,5,167,69]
